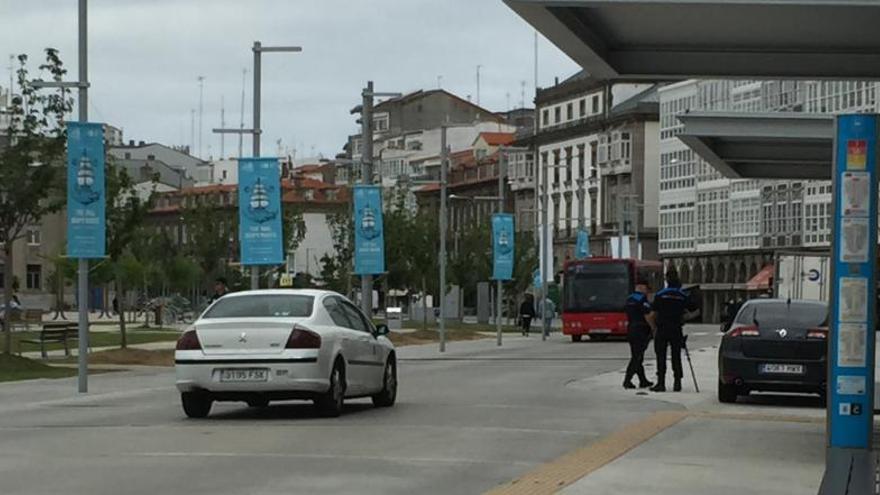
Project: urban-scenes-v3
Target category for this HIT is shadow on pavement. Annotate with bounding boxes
[736,392,824,409]
[200,401,378,421]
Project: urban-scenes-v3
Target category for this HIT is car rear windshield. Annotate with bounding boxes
[202,295,314,318]
[735,301,828,329]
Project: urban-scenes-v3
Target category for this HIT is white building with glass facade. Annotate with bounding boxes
[658,79,880,321]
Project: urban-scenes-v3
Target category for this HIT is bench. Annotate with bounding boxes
[9,308,44,332]
[18,322,80,359]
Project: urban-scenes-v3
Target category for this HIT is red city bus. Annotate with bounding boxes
[562,257,663,342]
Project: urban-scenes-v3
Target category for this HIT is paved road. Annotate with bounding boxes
[0,330,722,495]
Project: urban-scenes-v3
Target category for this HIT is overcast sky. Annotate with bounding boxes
[1,0,578,161]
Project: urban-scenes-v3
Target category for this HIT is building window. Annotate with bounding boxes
[304,189,315,201]
[147,154,155,160]
[579,99,586,117]
[221,170,228,180]
[566,103,573,120]
[554,107,561,123]
[26,227,41,246]
[124,152,131,159]
[592,95,600,114]
[26,264,41,290]
[542,110,549,127]
[577,145,586,180]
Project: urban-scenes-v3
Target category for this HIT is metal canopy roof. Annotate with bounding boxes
[504,0,880,79]
[677,112,834,180]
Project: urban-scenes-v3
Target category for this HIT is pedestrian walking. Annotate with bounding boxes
[623,280,654,390]
[650,271,699,392]
[208,277,229,305]
[538,297,556,337]
[519,294,536,336]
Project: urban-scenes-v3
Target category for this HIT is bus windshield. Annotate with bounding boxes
[564,262,632,313]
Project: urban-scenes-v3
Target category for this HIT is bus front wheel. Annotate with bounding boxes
[571,335,582,342]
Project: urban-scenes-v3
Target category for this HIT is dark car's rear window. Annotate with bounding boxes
[203,295,314,318]
[735,301,828,329]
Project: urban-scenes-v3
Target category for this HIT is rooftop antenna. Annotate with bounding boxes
[7,54,13,99]
[197,75,205,159]
[476,64,482,106]
[219,94,225,159]
[520,80,526,109]
[190,108,195,156]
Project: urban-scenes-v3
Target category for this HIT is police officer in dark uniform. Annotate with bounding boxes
[650,271,699,392]
[623,280,654,389]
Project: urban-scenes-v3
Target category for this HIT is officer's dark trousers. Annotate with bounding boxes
[654,328,683,381]
[625,329,650,384]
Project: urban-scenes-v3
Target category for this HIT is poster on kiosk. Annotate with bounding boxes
[828,115,878,451]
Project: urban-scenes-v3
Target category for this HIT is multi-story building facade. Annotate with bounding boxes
[342,90,518,206]
[512,73,661,272]
[658,79,880,321]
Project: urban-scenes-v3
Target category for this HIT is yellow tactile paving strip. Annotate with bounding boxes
[483,410,688,495]
[484,408,823,495]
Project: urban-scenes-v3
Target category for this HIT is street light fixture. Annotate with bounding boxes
[27,0,91,393]
[438,122,471,352]
[350,82,402,315]
[212,40,302,290]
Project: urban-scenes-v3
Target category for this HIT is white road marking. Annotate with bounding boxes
[126,451,537,467]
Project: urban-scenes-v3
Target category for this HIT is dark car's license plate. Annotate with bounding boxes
[759,363,804,375]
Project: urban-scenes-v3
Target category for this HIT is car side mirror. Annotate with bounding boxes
[375,324,390,336]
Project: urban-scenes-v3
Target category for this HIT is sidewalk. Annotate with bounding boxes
[558,325,826,495]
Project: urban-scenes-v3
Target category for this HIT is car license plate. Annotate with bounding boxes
[591,329,611,334]
[760,363,804,375]
[219,368,268,382]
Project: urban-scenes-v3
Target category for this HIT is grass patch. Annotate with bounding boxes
[11,329,179,354]
[0,354,79,382]
[388,327,488,347]
[86,348,174,367]
[400,320,521,333]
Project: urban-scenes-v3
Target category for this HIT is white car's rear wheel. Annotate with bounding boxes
[372,357,397,408]
[315,360,345,417]
[181,392,212,418]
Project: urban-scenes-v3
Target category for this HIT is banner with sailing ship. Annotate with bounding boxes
[67,122,106,258]
[238,158,283,266]
[353,185,385,275]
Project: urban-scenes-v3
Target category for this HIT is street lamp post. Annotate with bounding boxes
[214,41,301,290]
[439,128,449,352]
[351,83,401,315]
[31,0,91,392]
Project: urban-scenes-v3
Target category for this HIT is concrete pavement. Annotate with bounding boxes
[0,326,827,494]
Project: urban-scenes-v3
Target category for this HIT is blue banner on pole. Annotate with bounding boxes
[353,185,385,275]
[239,158,283,266]
[828,114,878,449]
[575,228,590,259]
[67,122,106,259]
[532,269,541,289]
[492,214,514,281]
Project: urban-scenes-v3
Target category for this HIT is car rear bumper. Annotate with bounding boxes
[719,352,826,393]
[175,353,328,396]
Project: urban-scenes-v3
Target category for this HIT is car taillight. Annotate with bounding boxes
[728,325,759,337]
[176,330,202,350]
[807,328,828,339]
[286,326,321,349]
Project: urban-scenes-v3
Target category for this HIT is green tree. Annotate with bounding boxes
[318,210,353,295]
[448,219,492,316]
[0,50,72,354]
[181,194,236,291]
[105,160,154,348]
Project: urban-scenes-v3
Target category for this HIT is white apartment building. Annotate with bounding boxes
[526,73,660,266]
[658,79,880,321]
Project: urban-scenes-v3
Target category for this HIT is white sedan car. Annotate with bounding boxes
[175,289,397,418]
